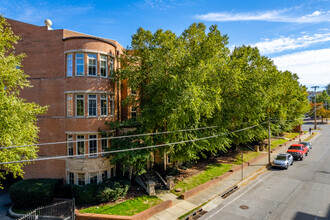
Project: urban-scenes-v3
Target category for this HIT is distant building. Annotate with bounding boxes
[307,91,322,102]
[7,18,128,185]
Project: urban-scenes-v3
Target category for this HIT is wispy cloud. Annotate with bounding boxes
[253,32,330,54]
[195,9,330,23]
[137,0,175,10]
[272,49,330,87]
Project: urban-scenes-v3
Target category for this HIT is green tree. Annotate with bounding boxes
[0,16,47,187]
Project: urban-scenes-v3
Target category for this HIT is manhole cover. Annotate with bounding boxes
[240,205,249,210]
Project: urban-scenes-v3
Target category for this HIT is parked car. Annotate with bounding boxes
[300,141,312,152]
[272,153,294,169]
[287,144,308,160]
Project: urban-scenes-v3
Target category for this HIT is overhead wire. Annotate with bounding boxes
[0,122,267,165]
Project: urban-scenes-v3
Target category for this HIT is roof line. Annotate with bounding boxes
[63,36,117,48]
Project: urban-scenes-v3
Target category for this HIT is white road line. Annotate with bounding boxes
[204,172,274,220]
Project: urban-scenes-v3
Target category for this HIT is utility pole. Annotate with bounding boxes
[268,115,271,165]
[311,86,319,129]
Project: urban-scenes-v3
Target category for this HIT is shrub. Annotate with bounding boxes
[55,183,73,199]
[73,184,98,205]
[95,178,131,203]
[9,179,61,209]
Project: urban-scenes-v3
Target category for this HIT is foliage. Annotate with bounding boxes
[80,195,162,216]
[73,184,98,205]
[95,178,131,203]
[9,179,61,208]
[171,163,232,195]
[115,22,309,169]
[0,16,47,187]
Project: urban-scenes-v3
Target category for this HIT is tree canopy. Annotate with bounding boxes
[113,23,309,173]
[0,16,47,186]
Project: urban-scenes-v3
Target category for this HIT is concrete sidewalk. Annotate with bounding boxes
[149,132,318,220]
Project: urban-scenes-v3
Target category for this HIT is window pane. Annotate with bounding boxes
[78,173,85,185]
[76,53,84,76]
[131,107,137,120]
[110,58,114,77]
[67,135,73,156]
[88,54,97,76]
[110,95,115,116]
[89,135,97,156]
[89,172,98,184]
[77,135,85,156]
[100,55,107,77]
[102,170,108,181]
[68,172,74,185]
[88,95,97,116]
[76,95,84,116]
[67,54,73,77]
[101,134,108,152]
[101,95,108,116]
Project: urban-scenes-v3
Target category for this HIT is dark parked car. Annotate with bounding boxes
[272,153,294,169]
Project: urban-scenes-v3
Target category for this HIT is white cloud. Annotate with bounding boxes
[195,9,330,23]
[272,49,330,87]
[253,32,330,54]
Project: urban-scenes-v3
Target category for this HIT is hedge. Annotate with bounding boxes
[9,179,61,209]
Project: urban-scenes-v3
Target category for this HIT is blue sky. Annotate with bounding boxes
[1,0,329,90]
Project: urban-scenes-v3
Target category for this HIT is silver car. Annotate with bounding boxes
[300,141,312,152]
[272,153,294,169]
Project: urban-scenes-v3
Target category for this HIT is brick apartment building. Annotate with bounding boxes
[7,18,129,185]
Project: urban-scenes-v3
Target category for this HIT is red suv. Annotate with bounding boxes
[287,144,308,160]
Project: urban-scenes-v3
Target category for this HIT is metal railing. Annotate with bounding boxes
[17,199,75,220]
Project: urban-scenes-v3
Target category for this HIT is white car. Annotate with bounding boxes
[272,153,294,169]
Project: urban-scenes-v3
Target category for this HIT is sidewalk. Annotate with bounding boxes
[149,132,317,220]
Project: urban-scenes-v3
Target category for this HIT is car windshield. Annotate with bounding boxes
[300,142,307,146]
[275,155,287,160]
[289,146,302,150]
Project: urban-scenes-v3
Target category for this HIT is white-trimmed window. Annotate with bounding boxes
[89,172,98,184]
[110,57,114,77]
[88,94,97,116]
[88,54,97,76]
[77,135,85,156]
[100,94,108,116]
[131,88,137,95]
[67,135,73,156]
[76,94,84,117]
[89,135,97,157]
[131,107,137,120]
[100,55,107,77]
[101,134,108,153]
[68,172,74,185]
[67,54,73,77]
[75,53,84,76]
[78,173,85,186]
[110,95,115,116]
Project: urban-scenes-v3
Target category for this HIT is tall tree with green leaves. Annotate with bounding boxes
[0,16,47,186]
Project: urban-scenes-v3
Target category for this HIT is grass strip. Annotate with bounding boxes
[79,195,162,216]
[303,132,317,142]
[171,163,232,196]
[233,151,261,165]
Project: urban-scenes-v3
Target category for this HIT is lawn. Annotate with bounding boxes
[233,151,261,165]
[270,139,288,150]
[283,132,300,139]
[171,163,232,196]
[79,195,162,216]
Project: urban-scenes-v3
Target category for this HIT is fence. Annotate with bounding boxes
[17,199,75,220]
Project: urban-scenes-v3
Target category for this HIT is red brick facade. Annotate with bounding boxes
[7,18,124,184]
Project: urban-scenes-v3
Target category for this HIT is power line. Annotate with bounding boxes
[0,125,220,150]
[0,122,266,165]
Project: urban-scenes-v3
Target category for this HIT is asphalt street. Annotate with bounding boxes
[201,121,330,220]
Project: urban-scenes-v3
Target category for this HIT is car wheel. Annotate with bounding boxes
[306,152,308,156]
[291,160,293,165]
[300,156,303,161]
[285,164,289,169]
